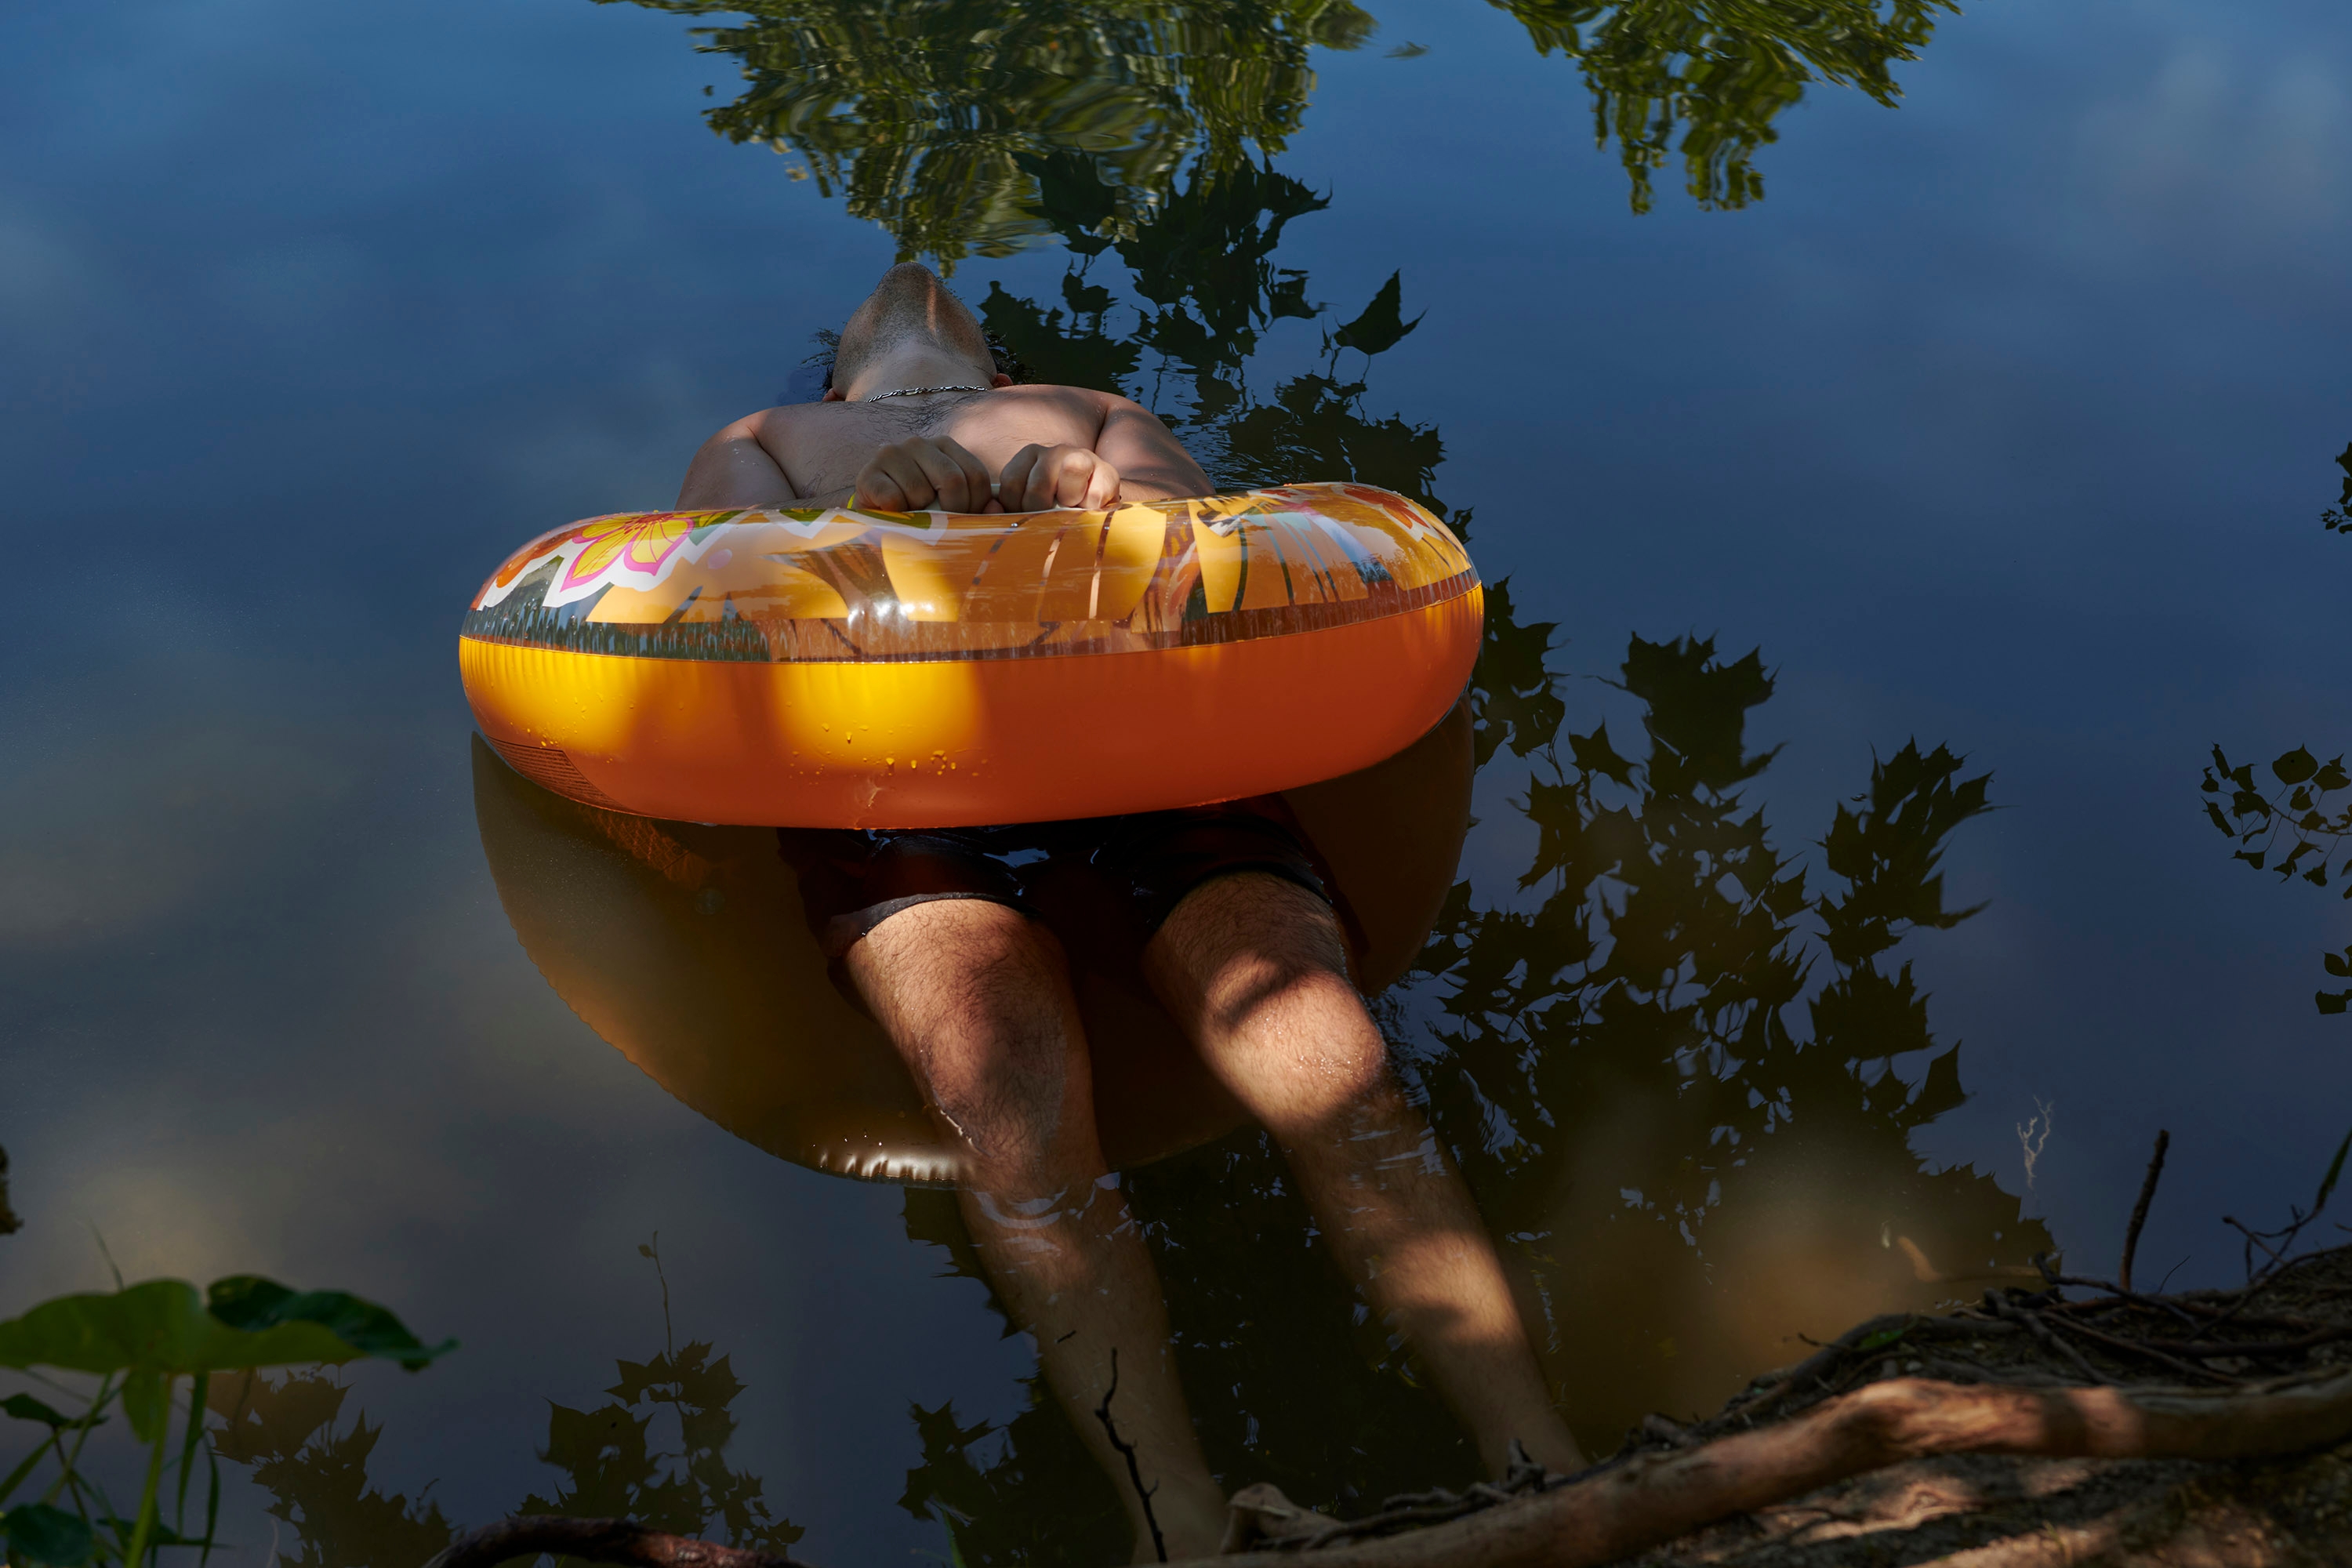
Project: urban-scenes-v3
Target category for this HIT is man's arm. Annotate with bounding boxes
[677,416,802,509]
[995,394,1214,510]
[1094,396,1212,501]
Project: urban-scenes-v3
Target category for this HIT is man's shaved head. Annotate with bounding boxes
[829,262,997,399]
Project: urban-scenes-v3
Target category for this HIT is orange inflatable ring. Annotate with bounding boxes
[459,482,1481,827]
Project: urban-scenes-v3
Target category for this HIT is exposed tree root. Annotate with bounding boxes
[1187,1372,2352,1567]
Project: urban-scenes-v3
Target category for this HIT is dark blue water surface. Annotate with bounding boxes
[6,0,2352,1560]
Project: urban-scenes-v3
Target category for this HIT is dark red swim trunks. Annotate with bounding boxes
[776,798,1330,961]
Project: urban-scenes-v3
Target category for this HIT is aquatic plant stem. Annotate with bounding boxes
[122,1374,175,1568]
[0,1439,48,1505]
[40,1371,114,1509]
[175,1370,209,1532]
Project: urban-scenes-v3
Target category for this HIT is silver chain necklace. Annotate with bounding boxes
[867,383,990,401]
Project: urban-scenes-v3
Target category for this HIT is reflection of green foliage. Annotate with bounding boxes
[610,0,1963,260]
[1330,271,1422,359]
[1468,579,1566,768]
[895,1167,1478,1566]
[1410,636,2042,1419]
[208,1254,800,1568]
[893,1192,1129,1563]
[898,140,2040,1542]
[600,0,1372,263]
[2322,441,2352,534]
[1489,0,1961,211]
[519,1342,803,1558]
[209,1374,454,1568]
[971,155,1459,545]
[1417,635,1994,1212]
[890,647,2042,1547]
[2201,742,2352,1013]
[2224,438,2352,1008]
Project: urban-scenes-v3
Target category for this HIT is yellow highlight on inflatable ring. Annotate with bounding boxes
[459,481,1482,828]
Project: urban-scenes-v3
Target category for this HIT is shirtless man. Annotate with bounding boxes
[681,263,1579,1557]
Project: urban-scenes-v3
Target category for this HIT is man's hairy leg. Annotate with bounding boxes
[845,898,1226,1558]
[1144,873,1584,1477]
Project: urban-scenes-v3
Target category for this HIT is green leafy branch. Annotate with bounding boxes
[2201,743,2352,1014]
[2321,441,2351,535]
[2,1279,452,1568]
[2201,744,2352,889]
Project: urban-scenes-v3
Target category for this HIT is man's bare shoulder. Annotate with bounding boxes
[1005,384,1163,419]
[732,400,858,434]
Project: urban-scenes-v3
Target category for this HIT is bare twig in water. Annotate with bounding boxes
[2221,1124,2352,1286]
[0,1142,20,1235]
[424,1518,815,1568]
[2121,1128,2169,1293]
[1094,1349,1168,1563]
[1171,1373,2352,1567]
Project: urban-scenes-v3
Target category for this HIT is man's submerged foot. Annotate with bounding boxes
[1218,1483,1337,1553]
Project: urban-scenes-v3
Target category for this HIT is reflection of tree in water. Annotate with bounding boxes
[226,187,2042,1568]
[1490,0,1958,211]
[603,0,1960,260]
[209,1374,455,1568]
[2321,440,2352,535]
[597,0,1370,264]
[861,172,2048,1567]
[892,635,2053,1566]
[2201,441,2352,1012]
[514,1340,802,1558]
[1409,642,2049,1429]
[209,1254,802,1568]
[400,3,1990,1555]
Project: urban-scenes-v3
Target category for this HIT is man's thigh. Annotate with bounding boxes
[775,824,1036,961]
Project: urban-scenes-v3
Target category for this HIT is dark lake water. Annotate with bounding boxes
[5,0,2352,1561]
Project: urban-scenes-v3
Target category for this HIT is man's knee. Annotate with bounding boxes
[1149,873,1400,1133]
[848,898,1085,1156]
[1151,872,1351,1009]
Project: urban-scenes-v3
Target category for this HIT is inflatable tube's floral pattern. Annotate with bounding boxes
[464,483,1475,664]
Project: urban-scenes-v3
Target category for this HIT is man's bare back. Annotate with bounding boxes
[677,264,1210,514]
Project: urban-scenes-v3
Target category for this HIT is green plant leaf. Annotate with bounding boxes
[4,1503,96,1566]
[122,1369,168,1444]
[0,1279,452,1379]
[1,1394,88,1429]
[205,1278,455,1372]
[1854,1324,1907,1352]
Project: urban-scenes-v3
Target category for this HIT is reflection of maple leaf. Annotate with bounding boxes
[1331,271,1424,358]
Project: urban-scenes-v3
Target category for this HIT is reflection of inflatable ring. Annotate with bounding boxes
[469,702,1473,1185]
[459,484,1479,828]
